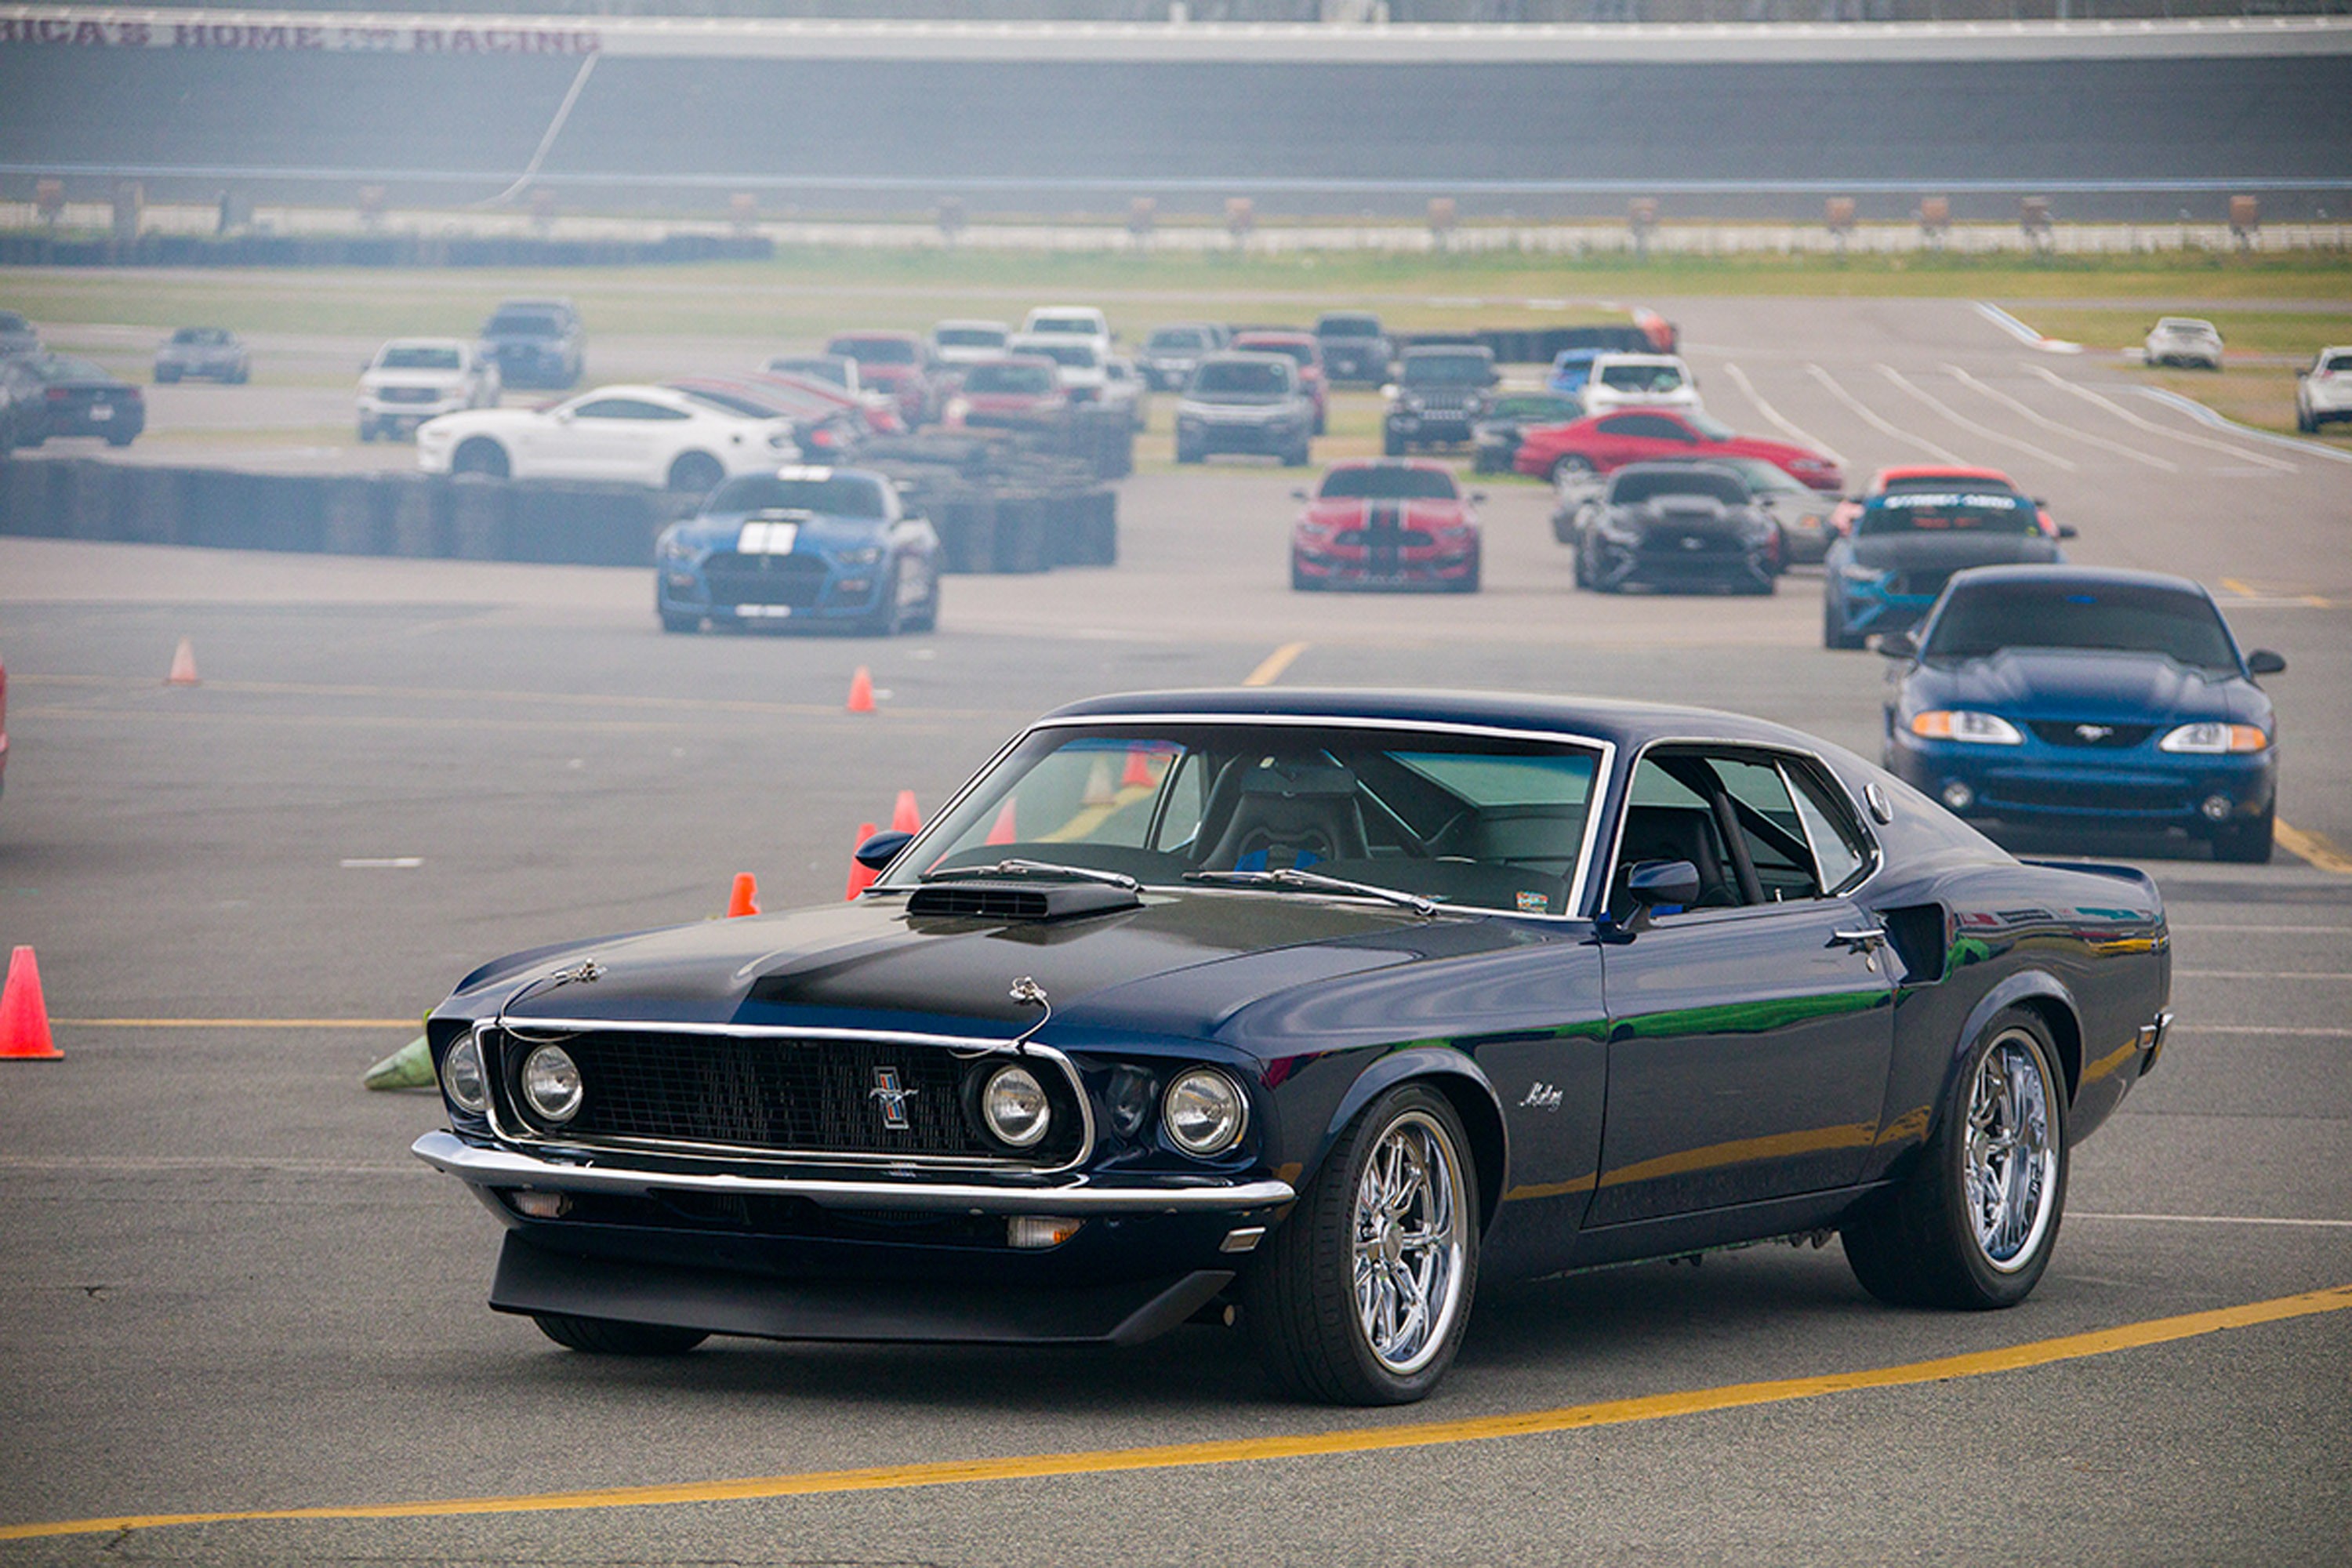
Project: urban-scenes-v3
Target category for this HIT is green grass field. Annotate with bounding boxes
[4,245,2347,343]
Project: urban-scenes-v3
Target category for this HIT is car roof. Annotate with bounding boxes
[379,337,470,352]
[934,318,1008,332]
[828,330,921,343]
[1323,456,1454,474]
[1406,343,1491,357]
[1233,329,1314,343]
[1870,464,2015,488]
[1040,688,1837,753]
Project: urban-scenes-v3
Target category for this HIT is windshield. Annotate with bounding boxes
[486,313,561,338]
[1702,456,1806,493]
[2321,353,2352,374]
[378,345,461,371]
[1610,469,1745,506]
[1924,581,2240,672]
[705,474,887,519]
[1319,315,1380,336]
[1148,328,1210,352]
[38,355,110,382]
[1686,410,1736,441]
[172,328,221,345]
[935,326,1004,347]
[1239,339,1314,367]
[966,361,1057,394]
[1318,466,1459,501]
[2156,318,2212,333]
[1027,317,1098,336]
[768,358,848,386]
[1490,395,1579,421]
[876,722,1602,916]
[1025,342,1098,369]
[1857,492,2038,537]
[1403,354,1490,385]
[1192,360,1289,397]
[830,338,916,365]
[1598,361,1685,393]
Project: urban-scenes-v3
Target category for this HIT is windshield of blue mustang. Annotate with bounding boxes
[879,724,1602,916]
[1925,581,2241,673]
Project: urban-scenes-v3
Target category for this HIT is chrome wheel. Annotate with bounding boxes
[1963,1030,2057,1272]
[1349,1109,1468,1376]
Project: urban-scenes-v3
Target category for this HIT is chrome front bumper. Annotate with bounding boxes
[411,1130,1296,1215]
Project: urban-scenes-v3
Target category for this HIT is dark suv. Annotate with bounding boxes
[1313,312,1392,387]
[1383,345,1497,455]
[479,297,584,390]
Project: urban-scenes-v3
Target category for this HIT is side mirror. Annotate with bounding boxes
[2246,649,2287,676]
[1623,859,1700,931]
[1469,492,1487,504]
[1876,630,1920,660]
[853,829,913,872]
[2056,524,2078,539]
[1290,489,1308,502]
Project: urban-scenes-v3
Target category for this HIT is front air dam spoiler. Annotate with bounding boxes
[490,1235,1234,1348]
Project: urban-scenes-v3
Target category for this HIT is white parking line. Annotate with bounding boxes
[2072,1212,2352,1229]
[1718,361,1847,467]
[1804,363,1966,463]
[1876,364,2078,472]
[2024,365,2297,473]
[2136,386,2352,468]
[1942,365,2178,472]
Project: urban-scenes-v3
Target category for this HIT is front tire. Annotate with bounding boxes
[532,1313,708,1356]
[1243,1083,1479,1406]
[1842,1008,2067,1311]
[452,438,510,480]
[2211,808,2274,864]
[1824,597,1866,650]
[1550,454,1595,485]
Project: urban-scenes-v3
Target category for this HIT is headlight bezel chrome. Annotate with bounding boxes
[440,1034,489,1113]
[1163,1068,1248,1159]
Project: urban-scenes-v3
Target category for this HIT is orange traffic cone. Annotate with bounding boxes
[985,797,1018,845]
[845,666,876,713]
[844,822,880,900]
[0,946,62,1061]
[165,637,200,686]
[1121,744,1158,789]
[726,873,761,918]
[891,789,922,833]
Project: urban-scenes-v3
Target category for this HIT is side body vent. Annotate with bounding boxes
[907,881,1142,922]
[1878,902,1950,985]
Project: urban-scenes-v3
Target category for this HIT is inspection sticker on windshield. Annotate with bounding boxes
[738,520,800,554]
[1516,890,1549,913]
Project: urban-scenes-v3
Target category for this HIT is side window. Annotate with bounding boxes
[1611,758,1737,913]
[1595,416,1640,437]
[1710,757,1820,902]
[1149,749,1208,853]
[1784,762,1874,895]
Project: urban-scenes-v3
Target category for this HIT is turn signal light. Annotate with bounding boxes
[2158,722,2269,754]
[1910,710,2023,745]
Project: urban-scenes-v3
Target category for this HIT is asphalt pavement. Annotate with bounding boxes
[0,296,2347,1563]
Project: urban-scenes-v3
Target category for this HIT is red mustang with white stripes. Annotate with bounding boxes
[1290,459,1481,593]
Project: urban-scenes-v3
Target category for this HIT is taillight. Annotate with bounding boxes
[45,388,67,401]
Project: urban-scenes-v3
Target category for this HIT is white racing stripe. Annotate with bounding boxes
[1718,361,1846,467]
[1942,364,2179,471]
[1804,363,1966,463]
[2024,365,2297,472]
[1875,363,2078,471]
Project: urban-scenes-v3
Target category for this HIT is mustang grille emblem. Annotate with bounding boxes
[2074,724,2114,742]
[868,1067,917,1131]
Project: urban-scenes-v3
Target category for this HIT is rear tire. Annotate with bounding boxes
[358,419,376,444]
[1383,431,1406,457]
[1842,1008,2067,1311]
[1283,441,1311,468]
[860,562,906,637]
[532,1313,708,1356]
[667,452,724,495]
[659,609,700,634]
[1243,1083,1479,1406]
[1550,455,1595,485]
[1824,597,1866,650]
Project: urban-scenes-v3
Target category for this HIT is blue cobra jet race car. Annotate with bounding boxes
[655,466,940,635]
[1824,486,2069,650]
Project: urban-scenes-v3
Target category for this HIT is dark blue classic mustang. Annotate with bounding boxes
[416,689,2172,1404]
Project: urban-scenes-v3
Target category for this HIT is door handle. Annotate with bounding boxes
[1829,926,1887,953]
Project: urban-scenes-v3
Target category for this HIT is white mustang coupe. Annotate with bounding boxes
[416,384,800,492]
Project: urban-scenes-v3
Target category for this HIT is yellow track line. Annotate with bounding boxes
[52,1018,419,1029]
[2275,818,2352,877]
[1243,641,1309,687]
[6,1282,2347,1542]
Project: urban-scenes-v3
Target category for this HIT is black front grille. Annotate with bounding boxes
[1332,528,1436,549]
[491,1028,1081,1164]
[1985,779,2187,814]
[1889,570,1956,598]
[378,387,440,405]
[2027,721,2157,750]
[702,552,829,608]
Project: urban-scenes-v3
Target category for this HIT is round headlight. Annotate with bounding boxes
[1164,1069,1247,1157]
[440,1035,488,1113]
[982,1064,1051,1149]
[521,1044,583,1124]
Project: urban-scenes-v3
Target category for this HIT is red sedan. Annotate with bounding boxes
[1232,330,1330,435]
[1290,459,1479,593]
[1515,408,1843,493]
[823,332,938,428]
[942,355,1070,434]
[1829,465,2059,539]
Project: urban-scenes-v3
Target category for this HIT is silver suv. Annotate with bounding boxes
[1175,353,1314,467]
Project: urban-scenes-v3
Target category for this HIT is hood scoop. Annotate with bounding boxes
[907,880,1142,923]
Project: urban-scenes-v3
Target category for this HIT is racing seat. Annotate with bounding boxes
[1609,804,1740,915]
[1196,760,1370,872]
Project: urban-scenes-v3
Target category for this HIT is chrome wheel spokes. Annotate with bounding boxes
[1964,1033,2057,1272]
[1350,1111,1467,1375]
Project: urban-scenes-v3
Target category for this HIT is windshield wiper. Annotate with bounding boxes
[922,858,1140,891]
[1183,868,1436,917]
